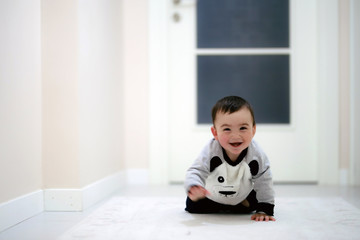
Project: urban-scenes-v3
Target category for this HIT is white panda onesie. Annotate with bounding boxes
[185,138,275,215]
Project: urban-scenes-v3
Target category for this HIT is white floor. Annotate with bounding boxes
[0,184,359,240]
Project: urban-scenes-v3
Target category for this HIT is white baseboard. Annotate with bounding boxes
[0,170,147,231]
[82,172,126,209]
[0,190,43,233]
[44,172,126,211]
[44,189,83,211]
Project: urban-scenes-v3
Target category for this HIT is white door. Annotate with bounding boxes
[166,0,318,183]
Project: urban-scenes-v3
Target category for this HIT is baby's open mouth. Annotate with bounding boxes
[230,142,242,147]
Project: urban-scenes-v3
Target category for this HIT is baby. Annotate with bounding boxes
[184,96,275,221]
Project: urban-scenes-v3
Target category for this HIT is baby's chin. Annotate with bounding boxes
[225,148,245,159]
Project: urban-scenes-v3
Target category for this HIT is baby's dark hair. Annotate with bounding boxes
[211,96,256,126]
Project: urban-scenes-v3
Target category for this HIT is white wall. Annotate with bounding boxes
[42,0,80,188]
[339,0,351,184]
[42,0,124,190]
[317,0,340,185]
[78,0,124,186]
[123,0,150,172]
[0,0,42,203]
[350,0,360,185]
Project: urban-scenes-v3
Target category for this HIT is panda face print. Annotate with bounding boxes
[218,176,224,183]
[205,156,252,200]
[216,175,236,197]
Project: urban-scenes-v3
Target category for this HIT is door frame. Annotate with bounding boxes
[148,0,340,185]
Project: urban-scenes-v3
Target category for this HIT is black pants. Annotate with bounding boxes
[185,190,258,214]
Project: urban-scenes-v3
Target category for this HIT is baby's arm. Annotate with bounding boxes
[250,142,275,218]
[185,143,212,197]
[188,186,210,201]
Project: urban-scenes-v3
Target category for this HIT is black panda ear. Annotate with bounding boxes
[249,160,259,176]
[210,156,223,172]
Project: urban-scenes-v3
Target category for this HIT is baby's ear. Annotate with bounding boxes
[210,156,222,172]
[211,126,218,140]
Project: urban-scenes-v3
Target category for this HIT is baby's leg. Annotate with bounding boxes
[232,190,258,213]
[185,197,224,213]
[241,199,250,207]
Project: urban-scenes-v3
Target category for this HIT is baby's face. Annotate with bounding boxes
[211,108,256,161]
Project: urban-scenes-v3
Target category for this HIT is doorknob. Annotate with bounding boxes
[173,0,196,7]
[172,0,195,23]
[172,12,181,22]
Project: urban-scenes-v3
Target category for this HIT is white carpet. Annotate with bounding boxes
[58,197,360,240]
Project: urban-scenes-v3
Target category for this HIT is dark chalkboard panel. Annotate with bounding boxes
[197,0,289,48]
[197,55,290,124]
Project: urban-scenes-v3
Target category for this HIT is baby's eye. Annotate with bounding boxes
[240,127,248,130]
[223,128,231,131]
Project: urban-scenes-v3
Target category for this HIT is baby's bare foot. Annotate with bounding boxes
[241,199,250,207]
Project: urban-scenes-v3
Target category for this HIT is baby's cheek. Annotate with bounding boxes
[218,135,229,145]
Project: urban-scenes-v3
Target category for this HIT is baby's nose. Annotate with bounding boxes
[231,131,241,137]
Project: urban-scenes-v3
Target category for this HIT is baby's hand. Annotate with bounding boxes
[251,213,276,222]
[188,186,210,202]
